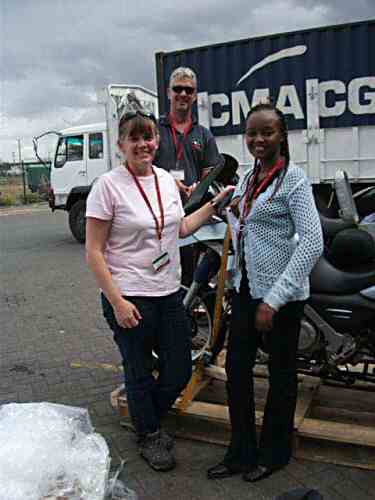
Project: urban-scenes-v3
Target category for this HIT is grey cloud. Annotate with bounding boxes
[1,0,375,160]
[294,0,375,20]
[5,77,93,117]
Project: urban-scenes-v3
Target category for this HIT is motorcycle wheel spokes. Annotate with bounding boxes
[188,295,212,362]
[152,288,212,363]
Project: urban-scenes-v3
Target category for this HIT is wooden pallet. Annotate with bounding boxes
[112,229,375,470]
[114,365,375,471]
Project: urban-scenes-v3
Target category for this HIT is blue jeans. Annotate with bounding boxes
[101,289,192,436]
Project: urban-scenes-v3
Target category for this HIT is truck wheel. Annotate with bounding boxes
[69,199,86,243]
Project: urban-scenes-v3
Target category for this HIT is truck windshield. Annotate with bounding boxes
[89,133,103,159]
[55,135,84,168]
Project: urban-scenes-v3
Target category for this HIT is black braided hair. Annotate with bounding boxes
[246,103,290,199]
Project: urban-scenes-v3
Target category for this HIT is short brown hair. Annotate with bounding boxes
[118,114,158,142]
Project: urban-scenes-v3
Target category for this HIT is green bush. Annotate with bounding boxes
[23,192,42,204]
[0,193,17,206]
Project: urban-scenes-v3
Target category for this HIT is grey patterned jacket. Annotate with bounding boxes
[231,162,324,311]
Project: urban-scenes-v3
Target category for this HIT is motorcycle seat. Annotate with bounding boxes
[319,213,355,240]
[310,255,375,295]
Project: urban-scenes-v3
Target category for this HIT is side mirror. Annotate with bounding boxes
[55,157,66,168]
[334,170,359,224]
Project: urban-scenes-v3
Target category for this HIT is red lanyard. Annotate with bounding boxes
[169,114,193,162]
[237,158,285,265]
[241,157,285,220]
[126,164,165,241]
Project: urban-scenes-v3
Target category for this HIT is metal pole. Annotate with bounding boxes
[17,138,26,204]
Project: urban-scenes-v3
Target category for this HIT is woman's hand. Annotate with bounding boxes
[229,196,240,218]
[179,186,235,238]
[213,185,236,206]
[114,298,142,329]
[255,302,276,332]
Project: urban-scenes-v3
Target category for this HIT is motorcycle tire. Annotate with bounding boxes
[202,289,228,363]
[152,287,214,365]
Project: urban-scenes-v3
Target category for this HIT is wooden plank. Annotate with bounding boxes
[205,363,314,385]
[299,418,375,447]
[117,373,318,427]
[119,409,375,471]
[324,378,375,392]
[110,385,125,409]
[210,228,232,349]
[120,412,232,447]
[294,378,321,428]
[314,385,375,414]
[175,366,208,412]
[295,438,375,471]
[119,399,130,418]
[311,406,375,428]
[113,366,375,471]
[182,381,318,431]
[204,364,226,382]
[176,400,229,424]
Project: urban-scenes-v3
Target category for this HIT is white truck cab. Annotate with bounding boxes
[48,85,158,242]
[49,122,108,242]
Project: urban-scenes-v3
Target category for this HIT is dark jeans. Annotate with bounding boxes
[180,244,196,287]
[101,289,192,436]
[224,276,305,471]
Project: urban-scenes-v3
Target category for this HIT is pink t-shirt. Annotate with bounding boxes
[86,165,184,296]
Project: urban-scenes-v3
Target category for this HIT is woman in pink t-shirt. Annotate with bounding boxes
[86,111,233,472]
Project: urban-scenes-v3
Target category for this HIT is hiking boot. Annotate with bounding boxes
[139,430,176,471]
[160,429,174,450]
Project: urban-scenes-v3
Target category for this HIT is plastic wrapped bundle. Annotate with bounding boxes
[0,403,112,500]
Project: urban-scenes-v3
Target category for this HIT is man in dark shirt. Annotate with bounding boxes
[154,66,223,198]
[154,67,223,285]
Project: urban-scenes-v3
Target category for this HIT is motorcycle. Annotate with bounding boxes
[176,154,238,362]
[316,175,375,226]
[181,167,375,386]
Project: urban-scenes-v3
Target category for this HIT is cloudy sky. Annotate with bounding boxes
[1,0,375,161]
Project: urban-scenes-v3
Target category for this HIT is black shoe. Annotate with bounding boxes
[242,465,280,482]
[207,462,241,480]
[139,430,176,472]
[159,428,174,451]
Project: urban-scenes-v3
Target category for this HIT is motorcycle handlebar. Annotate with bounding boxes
[216,190,234,214]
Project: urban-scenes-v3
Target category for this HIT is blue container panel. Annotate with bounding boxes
[156,20,375,136]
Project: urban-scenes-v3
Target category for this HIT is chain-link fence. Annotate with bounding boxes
[0,162,50,207]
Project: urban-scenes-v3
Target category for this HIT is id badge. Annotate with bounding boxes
[170,169,184,181]
[152,251,170,273]
[170,160,184,181]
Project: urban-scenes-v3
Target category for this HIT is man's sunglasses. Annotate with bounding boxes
[172,85,196,95]
[120,110,157,123]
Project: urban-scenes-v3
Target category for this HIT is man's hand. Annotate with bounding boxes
[176,179,197,198]
[114,298,142,329]
[255,302,276,332]
[201,167,212,179]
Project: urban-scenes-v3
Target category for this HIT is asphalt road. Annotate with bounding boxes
[0,205,374,500]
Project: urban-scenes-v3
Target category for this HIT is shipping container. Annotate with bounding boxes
[43,19,375,242]
[156,19,375,185]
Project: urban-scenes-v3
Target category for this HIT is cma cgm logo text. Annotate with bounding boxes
[200,45,375,127]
